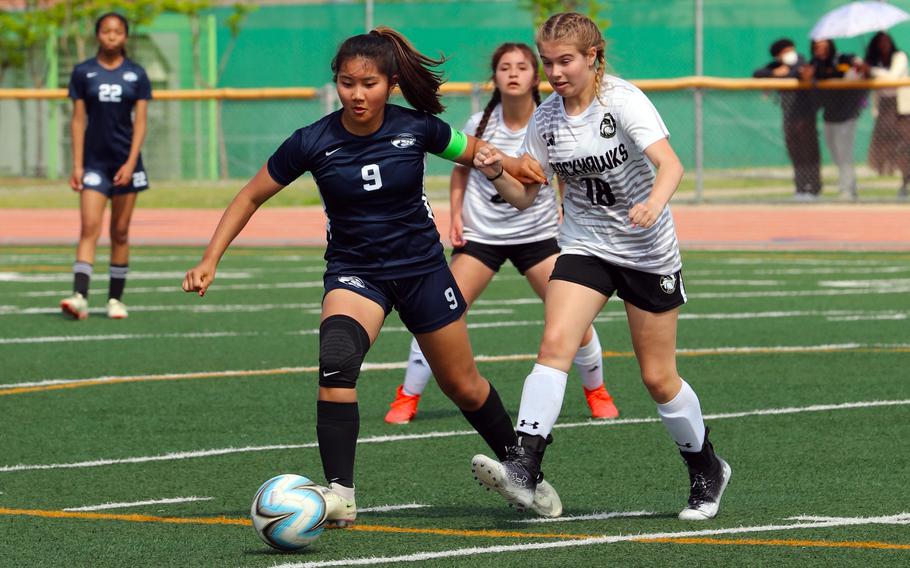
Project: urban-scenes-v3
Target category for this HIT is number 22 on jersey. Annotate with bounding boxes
[98,84,122,102]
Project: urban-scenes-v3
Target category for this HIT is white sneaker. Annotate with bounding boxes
[472,454,563,517]
[319,483,356,528]
[60,293,88,320]
[106,298,128,319]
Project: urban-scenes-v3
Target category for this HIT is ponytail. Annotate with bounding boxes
[370,27,445,115]
[332,26,446,115]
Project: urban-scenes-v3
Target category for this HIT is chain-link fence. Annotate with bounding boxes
[2,78,910,202]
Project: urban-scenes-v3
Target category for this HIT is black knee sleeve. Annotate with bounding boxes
[319,315,370,388]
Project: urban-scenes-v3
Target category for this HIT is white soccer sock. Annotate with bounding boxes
[573,327,605,390]
[656,379,706,453]
[515,364,568,438]
[402,337,432,396]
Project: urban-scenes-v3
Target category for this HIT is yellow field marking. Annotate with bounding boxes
[0,367,306,397]
[5,344,910,398]
[643,536,910,550]
[0,507,589,539]
[0,507,249,527]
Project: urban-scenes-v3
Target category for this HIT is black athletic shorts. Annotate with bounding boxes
[82,157,150,197]
[323,264,467,334]
[549,253,687,313]
[452,238,561,275]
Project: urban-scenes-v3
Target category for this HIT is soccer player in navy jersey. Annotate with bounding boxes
[61,13,151,321]
[183,27,562,523]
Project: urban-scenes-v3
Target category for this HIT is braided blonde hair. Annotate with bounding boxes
[536,12,606,102]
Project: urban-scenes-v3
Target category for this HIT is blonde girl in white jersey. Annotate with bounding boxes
[471,13,731,521]
[384,43,619,425]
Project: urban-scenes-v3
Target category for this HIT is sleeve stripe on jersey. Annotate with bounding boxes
[434,127,468,161]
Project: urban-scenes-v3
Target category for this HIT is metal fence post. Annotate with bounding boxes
[323,83,336,115]
[471,82,481,115]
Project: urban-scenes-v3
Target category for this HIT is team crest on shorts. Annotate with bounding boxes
[123,71,138,82]
[338,276,366,289]
[82,172,102,186]
[600,113,617,139]
[391,133,416,148]
[659,274,677,294]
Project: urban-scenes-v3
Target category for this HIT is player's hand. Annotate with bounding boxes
[113,161,136,187]
[69,167,84,192]
[629,199,663,229]
[512,153,546,185]
[183,261,217,297]
[449,214,466,248]
[473,144,504,180]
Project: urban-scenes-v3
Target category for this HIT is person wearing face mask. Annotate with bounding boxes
[753,38,821,200]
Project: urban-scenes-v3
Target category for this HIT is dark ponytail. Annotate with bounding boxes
[475,43,541,141]
[95,12,129,57]
[331,26,446,115]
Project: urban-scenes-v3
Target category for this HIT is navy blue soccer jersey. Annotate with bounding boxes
[68,57,151,168]
[268,104,458,280]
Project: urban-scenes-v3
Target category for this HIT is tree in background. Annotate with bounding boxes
[522,0,609,29]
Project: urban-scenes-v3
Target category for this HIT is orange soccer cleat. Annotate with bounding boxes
[384,385,421,424]
[584,385,619,419]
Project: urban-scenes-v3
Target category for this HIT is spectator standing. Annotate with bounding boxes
[808,39,867,200]
[753,39,821,199]
[865,32,910,198]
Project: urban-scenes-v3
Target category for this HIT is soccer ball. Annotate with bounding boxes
[250,474,328,551]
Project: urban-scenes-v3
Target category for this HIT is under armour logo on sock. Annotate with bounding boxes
[675,441,694,449]
[519,419,540,429]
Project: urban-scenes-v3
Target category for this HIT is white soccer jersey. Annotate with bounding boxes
[521,75,681,274]
[460,104,559,245]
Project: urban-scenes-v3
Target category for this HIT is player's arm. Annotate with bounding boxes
[114,99,148,186]
[473,145,541,211]
[629,138,684,229]
[449,164,469,247]
[69,99,87,191]
[183,165,285,296]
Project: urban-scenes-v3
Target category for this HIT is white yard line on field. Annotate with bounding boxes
[263,513,910,568]
[4,342,909,389]
[1,398,907,474]
[63,496,213,512]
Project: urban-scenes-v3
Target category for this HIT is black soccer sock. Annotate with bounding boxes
[109,264,128,300]
[316,400,359,488]
[73,261,92,298]
[460,385,518,461]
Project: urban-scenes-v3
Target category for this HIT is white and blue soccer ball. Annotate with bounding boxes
[251,474,328,551]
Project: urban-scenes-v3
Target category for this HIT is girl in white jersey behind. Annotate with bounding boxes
[384,43,619,425]
[471,13,731,520]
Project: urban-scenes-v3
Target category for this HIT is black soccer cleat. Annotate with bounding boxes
[472,434,550,510]
[678,428,732,520]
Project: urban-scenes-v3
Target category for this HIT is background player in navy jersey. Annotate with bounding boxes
[384,42,619,425]
[61,13,151,321]
[472,13,731,521]
[183,27,562,523]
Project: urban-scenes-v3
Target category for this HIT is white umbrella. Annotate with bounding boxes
[810,1,910,39]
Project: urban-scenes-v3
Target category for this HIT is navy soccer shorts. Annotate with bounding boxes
[550,253,687,313]
[323,265,467,334]
[82,157,150,197]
